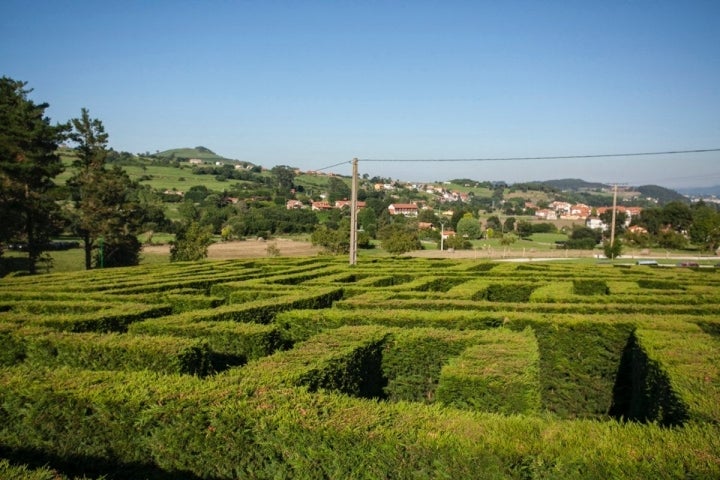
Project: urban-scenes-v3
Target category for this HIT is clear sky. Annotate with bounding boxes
[2,1,719,188]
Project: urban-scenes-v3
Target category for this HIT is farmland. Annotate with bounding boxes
[1,258,719,479]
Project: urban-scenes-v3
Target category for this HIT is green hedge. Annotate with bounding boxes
[0,459,98,480]
[143,287,344,325]
[1,365,718,479]
[436,328,541,414]
[380,328,490,403]
[474,283,536,302]
[18,331,214,376]
[3,304,174,333]
[129,318,285,366]
[616,329,719,424]
[572,279,609,295]
[637,278,687,290]
[507,319,635,419]
[1,257,719,478]
[275,309,504,343]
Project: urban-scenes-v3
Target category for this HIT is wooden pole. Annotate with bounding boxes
[610,184,618,258]
[349,158,358,265]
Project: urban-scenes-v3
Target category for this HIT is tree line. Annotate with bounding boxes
[1,78,165,273]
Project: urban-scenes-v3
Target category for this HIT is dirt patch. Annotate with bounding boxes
[142,238,321,259]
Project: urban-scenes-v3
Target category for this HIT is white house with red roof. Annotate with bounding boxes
[388,203,419,216]
[286,200,304,210]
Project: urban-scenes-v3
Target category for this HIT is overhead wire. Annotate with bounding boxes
[358,148,720,163]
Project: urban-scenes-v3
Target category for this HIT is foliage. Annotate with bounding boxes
[517,220,533,238]
[0,259,719,478]
[326,176,351,203]
[0,77,68,273]
[170,221,213,261]
[378,222,421,255]
[270,165,296,196]
[311,222,350,254]
[456,214,481,239]
[689,201,720,251]
[635,184,688,205]
[444,233,473,250]
[485,215,502,232]
[657,229,688,249]
[66,109,150,268]
[566,225,601,249]
[573,280,609,295]
[603,238,623,259]
[436,328,541,414]
[599,210,627,235]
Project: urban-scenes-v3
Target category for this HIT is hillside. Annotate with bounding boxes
[153,146,238,163]
[537,178,608,191]
[635,184,688,204]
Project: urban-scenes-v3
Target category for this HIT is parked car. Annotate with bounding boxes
[636,260,658,266]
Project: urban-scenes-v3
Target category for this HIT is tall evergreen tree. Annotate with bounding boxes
[0,77,68,273]
[67,108,147,269]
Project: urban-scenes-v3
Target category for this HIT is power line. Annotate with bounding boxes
[315,160,351,172]
[359,148,720,163]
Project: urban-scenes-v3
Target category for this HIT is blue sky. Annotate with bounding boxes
[2,1,719,187]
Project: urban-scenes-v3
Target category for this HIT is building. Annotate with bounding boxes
[388,203,419,216]
[311,201,332,211]
[286,200,304,210]
[586,218,606,230]
[334,200,366,210]
[535,209,558,220]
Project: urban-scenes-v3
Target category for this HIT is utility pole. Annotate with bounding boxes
[349,158,358,265]
[440,223,444,252]
[609,184,618,255]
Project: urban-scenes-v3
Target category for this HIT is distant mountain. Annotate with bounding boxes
[534,178,608,191]
[635,185,688,204]
[154,146,237,163]
[676,185,720,197]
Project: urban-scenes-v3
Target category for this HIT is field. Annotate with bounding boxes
[1,258,719,479]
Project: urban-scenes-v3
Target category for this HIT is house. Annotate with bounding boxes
[311,201,332,211]
[586,218,606,230]
[562,203,591,219]
[188,158,204,165]
[286,200,304,210]
[549,201,572,214]
[596,206,642,225]
[334,200,366,210]
[388,203,419,216]
[535,209,558,220]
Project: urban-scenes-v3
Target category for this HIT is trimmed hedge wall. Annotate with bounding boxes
[18,330,214,376]
[1,365,718,479]
[507,319,635,419]
[572,279,609,295]
[380,328,490,403]
[129,318,285,366]
[613,329,719,425]
[436,328,541,414]
[1,257,719,479]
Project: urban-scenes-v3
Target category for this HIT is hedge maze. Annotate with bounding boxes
[1,258,719,479]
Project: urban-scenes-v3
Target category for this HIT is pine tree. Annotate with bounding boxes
[67,109,147,268]
[0,77,68,273]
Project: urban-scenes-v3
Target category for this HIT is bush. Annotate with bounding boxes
[436,328,541,414]
[573,280,609,295]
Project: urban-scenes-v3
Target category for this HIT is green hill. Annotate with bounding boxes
[154,146,237,163]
